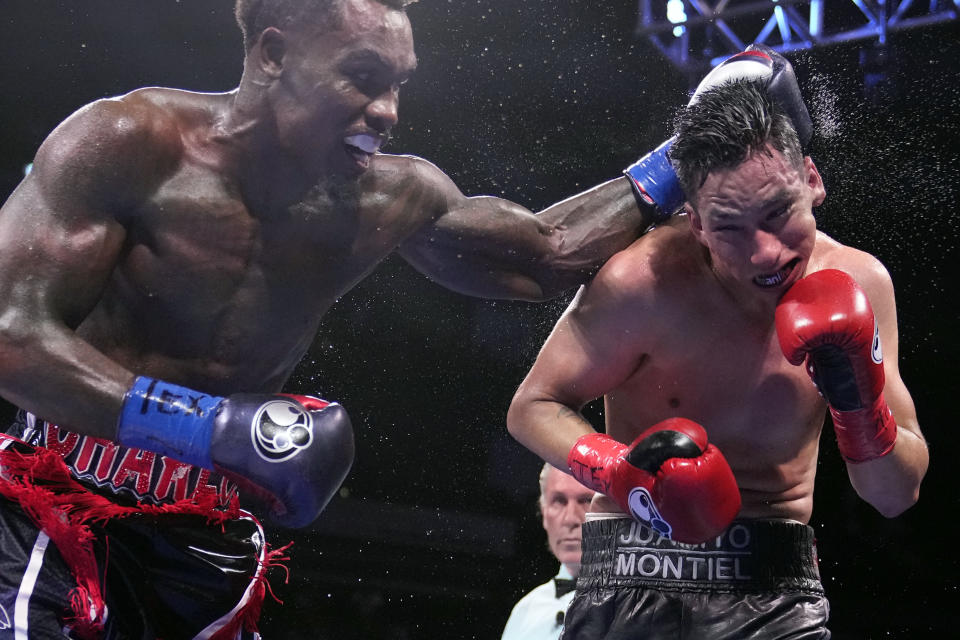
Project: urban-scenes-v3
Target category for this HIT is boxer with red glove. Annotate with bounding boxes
[625,43,813,221]
[118,376,354,527]
[775,269,897,463]
[567,417,740,544]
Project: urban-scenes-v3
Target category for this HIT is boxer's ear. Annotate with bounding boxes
[687,204,705,244]
[256,27,287,79]
[804,157,826,206]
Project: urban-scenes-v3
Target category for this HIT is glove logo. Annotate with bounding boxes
[627,487,673,539]
[871,320,883,364]
[251,400,314,463]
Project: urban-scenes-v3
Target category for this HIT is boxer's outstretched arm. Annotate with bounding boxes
[396,155,655,301]
[0,97,169,438]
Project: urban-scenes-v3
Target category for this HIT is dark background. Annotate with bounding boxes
[1,2,957,638]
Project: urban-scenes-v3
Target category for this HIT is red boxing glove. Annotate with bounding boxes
[567,418,741,544]
[775,269,897,463]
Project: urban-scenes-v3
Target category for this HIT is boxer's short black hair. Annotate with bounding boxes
[235,0,418,52]
[670,78,804,203]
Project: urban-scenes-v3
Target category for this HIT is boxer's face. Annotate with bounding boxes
[541,468,593,575]
[688,147,824,299]
[269,0,417,179]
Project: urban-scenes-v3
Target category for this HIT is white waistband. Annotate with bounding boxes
[585,511,627,522]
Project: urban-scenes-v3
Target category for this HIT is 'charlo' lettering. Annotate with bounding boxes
[39,421,237,508]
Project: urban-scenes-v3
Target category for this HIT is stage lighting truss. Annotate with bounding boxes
[637,0,960,74]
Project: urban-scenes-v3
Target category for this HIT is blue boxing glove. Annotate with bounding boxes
[118,377,354,528]
[625,43,813,221]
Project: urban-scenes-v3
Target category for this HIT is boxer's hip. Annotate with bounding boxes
[578,516,823,594]
[4,409,237,509]
[561,517,830,640]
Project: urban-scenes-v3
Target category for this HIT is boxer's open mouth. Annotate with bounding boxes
[754,257,800,288]
[344,133,382,166]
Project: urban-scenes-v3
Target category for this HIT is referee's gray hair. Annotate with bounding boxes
[537,462,556,509]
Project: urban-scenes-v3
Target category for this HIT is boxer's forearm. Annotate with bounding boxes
[531,177,655,291]
[846,425,928,518]
[506,394,595,472]
[398,162,654,300]
[0,318,133,440]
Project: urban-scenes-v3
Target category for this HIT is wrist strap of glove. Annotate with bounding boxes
[623,138,683,222]
[831,394,898,463]
[117,376,222,469]
[567,432,625,495]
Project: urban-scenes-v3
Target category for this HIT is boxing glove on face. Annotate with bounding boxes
[775,269,897,463]
[690,43,812,148]
[567,418,741,544]
[118,377,354,527]
[625,43,812,220]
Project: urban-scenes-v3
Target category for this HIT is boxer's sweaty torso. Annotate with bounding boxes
[75,88,439,396]
[591,220,849,523]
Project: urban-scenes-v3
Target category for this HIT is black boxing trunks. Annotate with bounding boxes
[6,410,239,509]
[0,412,286,640]
[561,516,830,640]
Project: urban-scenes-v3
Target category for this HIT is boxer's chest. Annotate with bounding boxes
[81,167,407,386]
[605,316,826,465]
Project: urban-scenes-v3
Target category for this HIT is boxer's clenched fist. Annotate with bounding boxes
[776,270,897,463]
[567,417,740,544]
[118,377,354,527]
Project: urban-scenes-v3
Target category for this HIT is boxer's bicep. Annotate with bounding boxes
[508,276,649,468]
[837,251,928,510]
[0,98,182,432]
[531,277,649,408]
[0,118,134,327]
[867,270,921,440]
[515,287,646,428]
[390,160,554,296]
[844,253,921,439]
[398,189,555,300]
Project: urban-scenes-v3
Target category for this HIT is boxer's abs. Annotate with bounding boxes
[75,182,413,392]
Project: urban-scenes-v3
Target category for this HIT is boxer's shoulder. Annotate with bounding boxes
[365,153,450,201]
[368,152,441,184]
[809,233,892,296]
[593,218,704,301]
[33,89,186,199]
[59,89,186,151]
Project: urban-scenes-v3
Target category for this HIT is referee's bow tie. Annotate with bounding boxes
[554,577,576,597]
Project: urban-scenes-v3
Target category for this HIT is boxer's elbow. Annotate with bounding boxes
[868,488,920,519]
[506,386,565,458]
[506,385,545,447]
[0,311,38,377]
[852,471,923,518]
[0,328,40,408]
[529,272,587,302]
[505,392,530,442]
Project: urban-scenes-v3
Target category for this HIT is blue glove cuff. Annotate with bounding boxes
[117,376,223,469]
[623,137,684,222]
